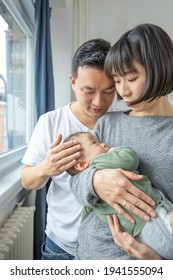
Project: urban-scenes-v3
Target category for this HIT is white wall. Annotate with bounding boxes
[50,0,173,107]
[87,0,173,43]
[50,3,73,108]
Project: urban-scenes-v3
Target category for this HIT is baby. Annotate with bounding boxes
[65,132,173,259]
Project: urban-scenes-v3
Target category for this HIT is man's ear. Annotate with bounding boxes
[74,161,89,171]
[69,74,76,90]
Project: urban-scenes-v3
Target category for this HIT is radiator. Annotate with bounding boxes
[0,206,35,260]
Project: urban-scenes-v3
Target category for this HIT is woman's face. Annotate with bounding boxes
[111,62,162,115]
[112,62,146,110]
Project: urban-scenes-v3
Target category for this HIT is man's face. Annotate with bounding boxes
[70,66,115,120]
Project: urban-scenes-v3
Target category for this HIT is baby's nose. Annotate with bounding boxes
[101,143,109,150]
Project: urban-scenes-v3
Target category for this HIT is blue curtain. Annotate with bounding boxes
[34,0,55,259]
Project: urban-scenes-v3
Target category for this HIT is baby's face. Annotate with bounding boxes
[78,133,109,163]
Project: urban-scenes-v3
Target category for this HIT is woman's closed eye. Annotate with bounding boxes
[128,76,138,82]
[114,76,138,84]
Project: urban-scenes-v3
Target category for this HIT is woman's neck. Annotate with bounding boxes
[129,96,173,116]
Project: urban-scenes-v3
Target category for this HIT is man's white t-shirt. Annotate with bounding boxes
[22,103,117,255]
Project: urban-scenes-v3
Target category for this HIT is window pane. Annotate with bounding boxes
[0,1,26,154]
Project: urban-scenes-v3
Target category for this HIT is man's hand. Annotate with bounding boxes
[42,134,81,176]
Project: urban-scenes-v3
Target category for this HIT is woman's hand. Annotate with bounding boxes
[42,134,81,176]
[93,168,156,223]
[107,215,163,260]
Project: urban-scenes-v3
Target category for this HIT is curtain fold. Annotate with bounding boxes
[34,0,55,260]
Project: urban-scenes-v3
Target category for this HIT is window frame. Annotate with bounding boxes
[0,0,35,179]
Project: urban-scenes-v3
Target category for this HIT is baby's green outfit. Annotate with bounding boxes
[82,147,161,236]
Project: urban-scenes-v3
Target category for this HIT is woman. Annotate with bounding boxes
[71,23,173,259]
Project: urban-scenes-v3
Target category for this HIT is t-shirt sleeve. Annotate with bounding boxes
[21,114,49,166]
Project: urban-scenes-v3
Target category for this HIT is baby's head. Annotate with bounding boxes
[64,132,109,176]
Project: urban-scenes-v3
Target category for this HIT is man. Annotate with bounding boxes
[21,38,116,259]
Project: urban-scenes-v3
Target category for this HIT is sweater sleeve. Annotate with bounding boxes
[70,167,99,206]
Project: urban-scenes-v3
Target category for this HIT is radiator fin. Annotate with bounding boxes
[0,206,35,260]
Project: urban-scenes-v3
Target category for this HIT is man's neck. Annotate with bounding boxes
[70,102,97,130]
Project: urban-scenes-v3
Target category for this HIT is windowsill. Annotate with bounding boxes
[0,163,36,226]
[0,165,25,225]
[0,165,22,203]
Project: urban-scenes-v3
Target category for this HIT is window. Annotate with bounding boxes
[0,0,34,176]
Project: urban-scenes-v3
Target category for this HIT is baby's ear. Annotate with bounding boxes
[74,161,89,171]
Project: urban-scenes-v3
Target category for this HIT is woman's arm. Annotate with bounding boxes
[108,214,163,260]
[70,168,98,206]
[71,168,156,223]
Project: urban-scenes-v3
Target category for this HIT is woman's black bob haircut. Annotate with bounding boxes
[104,23,173,103]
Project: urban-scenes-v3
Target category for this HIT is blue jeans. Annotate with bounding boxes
[41,236,75,260]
